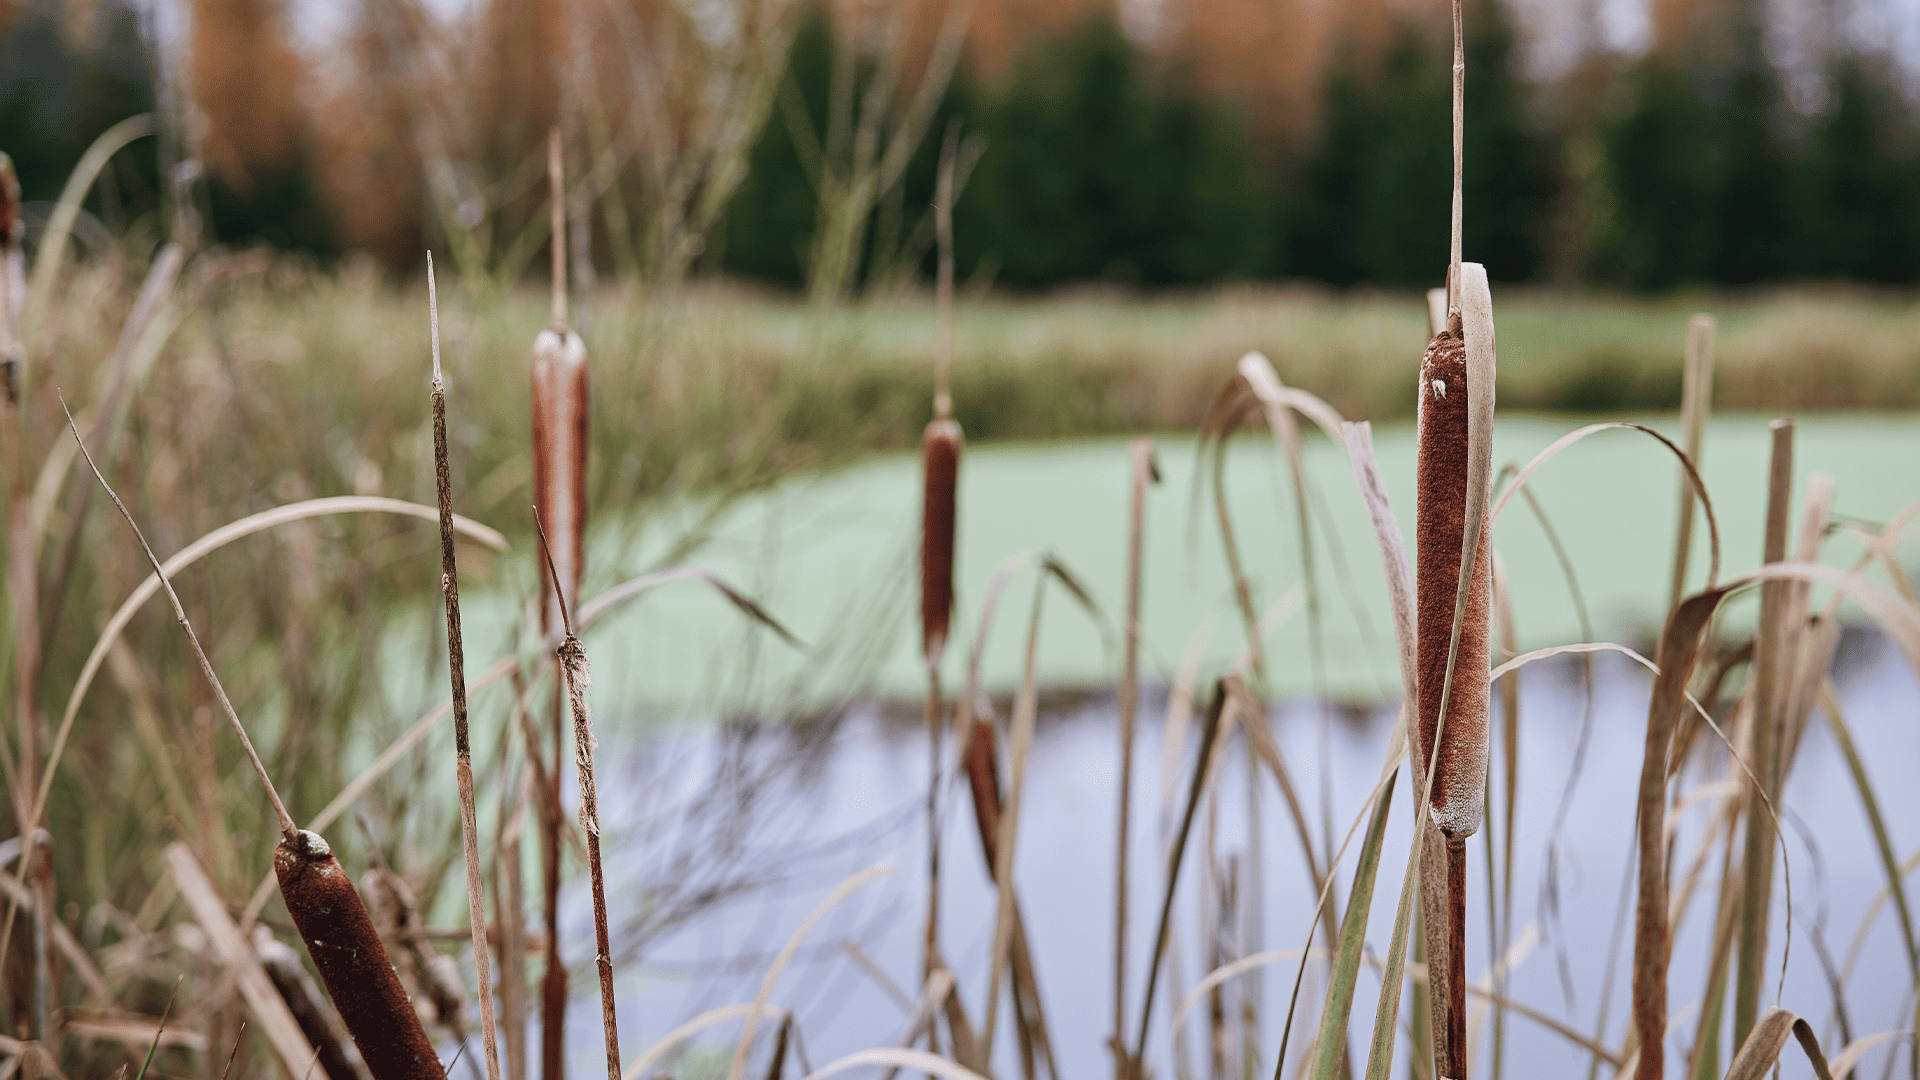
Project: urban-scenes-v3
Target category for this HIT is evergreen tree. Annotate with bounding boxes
[1792,57,1918,281]
[1597,59,1722,290]
[1709,0,1789,282]
[723,4,834,283]
[1462,0,1550,281]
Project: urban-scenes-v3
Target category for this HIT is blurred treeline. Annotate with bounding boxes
[3,0,1919,291]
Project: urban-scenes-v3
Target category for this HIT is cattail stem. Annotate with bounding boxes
[1448,0,1464,315]
[934,122,956,420]
[1113,437,1153,1069]
[550,128,567,334]
[429,254,503,1080]
[62,400,297,843]
[1444,835,1469,1080]
[534,509,621,1080]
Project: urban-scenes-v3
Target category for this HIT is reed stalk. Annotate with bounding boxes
[1733,420,1794,1052]
[533,126,590,1080]
[430,253,502,1080]
[1667,316,1716,615]
[534,510,622,1080]
[920,131,962,1007]
[1114,436,1155,1076]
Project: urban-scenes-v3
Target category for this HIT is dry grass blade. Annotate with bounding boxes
[21,113,154,345]
[1667,315,1716,614]
[800,1048,990,1080]
[572,566,801,647]
[623,1004,794,1080]
[1734,421,1794,1054]
[1343,423,1418,717]
[728,865,896,1080]
[241,654,519,924]
[1488,422,1720,588]
[164,843,318,1075]
[1829,1031,1910,1079]
[1115,436,1156,1072]
[1722,1008,1832,1080]
[429,254,502,1080]
[1819,679,1920,1071]
[1134,679,1229,1066]
[58,398,295,838]
[983,567,1051,1059]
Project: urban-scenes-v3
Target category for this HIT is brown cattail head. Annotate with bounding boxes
[275,830,447,1080]
[920,418,962,663]
[1414,324,1492,840]
[964,714,1004,872]
[0,153,19,250]
[532,328,588,637]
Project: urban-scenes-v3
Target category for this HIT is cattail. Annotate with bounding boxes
[277,831,446,1080]
[1414,322,1492,840]
[920,418,962,660]
[532,328,588,633]
[532,130,587,1080]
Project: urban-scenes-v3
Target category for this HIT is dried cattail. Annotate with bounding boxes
[276,830,446,1080]
[532,328,589,635]
[1414,321,1492,841]
[920,419,961,662]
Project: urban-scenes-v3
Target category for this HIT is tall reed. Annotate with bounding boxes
[532,125,590,1080]
[920,129,962,1002]
[429,253,502,1080]
[534,511,622,1080]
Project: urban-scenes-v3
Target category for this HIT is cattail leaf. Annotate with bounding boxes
[729,865,896,1080]
[800,1048,990,1080]
[573,566,803,649]
[1829,1031,1910,1080]
[622,1003,794,1080]
[1307,767,1398,1080]
[1343,422,1418,744]
[57,497,507,831]
[1722,1008,1832,1080]
[1489,422,1721,591]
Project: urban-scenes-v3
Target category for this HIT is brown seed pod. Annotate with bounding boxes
[964,714,1003,871]
[1414,323,1492,840]
[920,418,962,662]
[532,328,589,637]
[0,153,19,249]
[276,830,446,1080]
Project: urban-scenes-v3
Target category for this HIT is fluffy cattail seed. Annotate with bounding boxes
[276,830,446,1080]
[1414,319,1492,840]
[920,418,962,663]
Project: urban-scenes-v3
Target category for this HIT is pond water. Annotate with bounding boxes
[504,414,1920,1079]
[555,630,1920,1080]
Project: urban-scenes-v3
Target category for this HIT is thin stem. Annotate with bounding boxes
[934,121,956,420]
[431,253,503,1080]
[532,507,619,1080]
[1448,0,1464,315]
[550,128,568,334]
[60,397,296,842]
